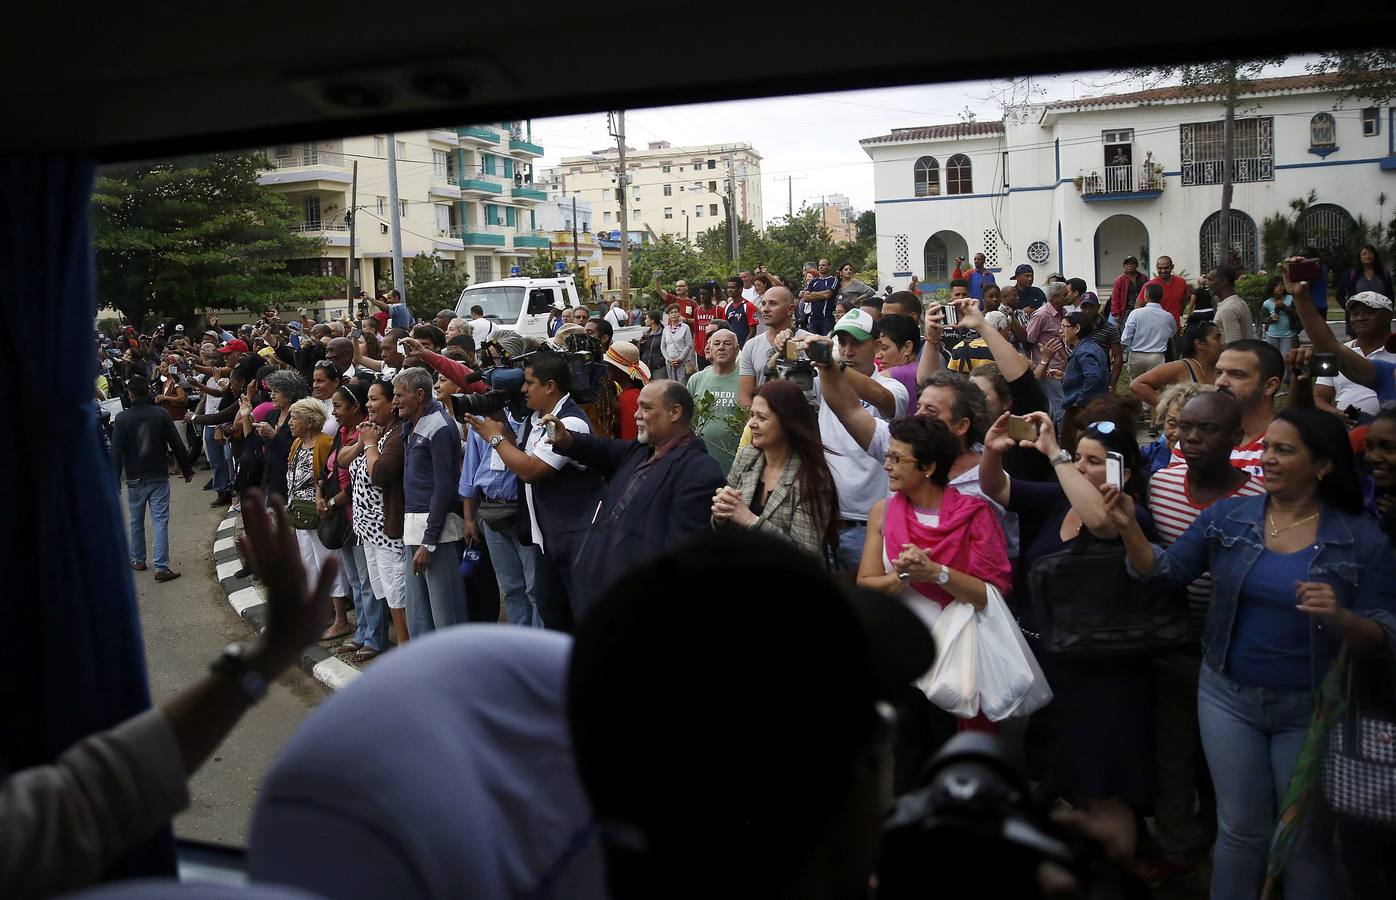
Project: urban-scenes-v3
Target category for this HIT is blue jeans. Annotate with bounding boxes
[1041,374,1065,428]
[127,477,172,571]
[834,522,866,572]
[482,519,544,627]
[204,426,232,493]
[402,541,468,638]
[1198,665,1334,899]
[343,542,387,651]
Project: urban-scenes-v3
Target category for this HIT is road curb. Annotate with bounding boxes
[212,513,362,692]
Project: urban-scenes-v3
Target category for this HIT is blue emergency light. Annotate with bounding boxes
[509,265,521,276]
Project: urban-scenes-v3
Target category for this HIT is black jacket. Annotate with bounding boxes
[111,398,192,482]
[562,430,725,620]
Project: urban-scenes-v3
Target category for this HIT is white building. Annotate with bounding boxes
[538,140,763,241]
[257,121,550,292]
[861,74,1396,300]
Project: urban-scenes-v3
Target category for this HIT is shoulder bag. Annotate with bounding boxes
[1026,535,1190,658]
[316,432,352,549]
[286,443,322,531]
[1323,651,1396,826]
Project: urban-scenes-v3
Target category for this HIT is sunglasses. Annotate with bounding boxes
[1085,420,1118,435]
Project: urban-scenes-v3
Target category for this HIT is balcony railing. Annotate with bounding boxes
[1076,164,1165,198]
[438,226,463,239]
[291,220,348,233]
[427,129,459,145]
[508,137,545,156]
[512,231,551,249]
[511,184,548,201]
[462,223,509,247]
[459,125,501,144]
[270,150,347,169]
[431,168,460,184]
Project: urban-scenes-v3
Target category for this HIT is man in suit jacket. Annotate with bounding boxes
[542,380,725,621]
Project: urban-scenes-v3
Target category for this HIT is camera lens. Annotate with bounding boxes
[459,390,508,416]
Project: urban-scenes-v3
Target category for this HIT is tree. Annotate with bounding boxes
[402,253,469,321]
[93,152,338,328]
[695,218,767,277]
[520,248,595,301]
[1307,51,1396,107]
[855,209,876,247]
[630,234,704,291]
[1115,59,1284,267]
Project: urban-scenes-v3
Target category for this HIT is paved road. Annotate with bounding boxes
[129,469,326,848]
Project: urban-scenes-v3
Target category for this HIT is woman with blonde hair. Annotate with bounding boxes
[285,397,347,638]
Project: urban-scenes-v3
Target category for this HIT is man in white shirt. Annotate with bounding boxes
[467,305,498,344]
[737,286,811,406]
[1314,291,1395,423]
[808,308,908,570]
[1121,283,1179,381]
[603,300,628,330]
[738,270,759,304]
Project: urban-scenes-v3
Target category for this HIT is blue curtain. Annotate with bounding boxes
[0,157,175,876]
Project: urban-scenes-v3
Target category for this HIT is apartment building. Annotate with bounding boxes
[816,193,857,242]
[537,140,763,241]
[861,73,1396,298]
[257,120,549,292]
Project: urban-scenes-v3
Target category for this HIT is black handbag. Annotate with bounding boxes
[1027,535,1190,658]
[317,432,352,549]
[1323,653,1396,826]
[477,498,517,531]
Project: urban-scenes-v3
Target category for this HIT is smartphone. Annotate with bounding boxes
[1105,451,1125,491]
[805,341,833,365]
[1309,352,1338,378]
[1344,404,1363,423]
[1288,258,1322,283]
[784,339,801,361]
[1006,415,1039,443]
[545,420,559,443]
[941,301,959,327]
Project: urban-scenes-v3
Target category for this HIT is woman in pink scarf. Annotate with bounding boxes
[858,415,1011,733]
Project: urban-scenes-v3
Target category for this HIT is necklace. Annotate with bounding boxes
[1267,509,1320,537]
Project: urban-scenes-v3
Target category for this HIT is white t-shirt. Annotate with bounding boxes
[522,394,592,555]
[1315,338,1396,418]
[604,306,628,328]
[741,286,760,304]
[470,317,498,344]
[815,371,908,522]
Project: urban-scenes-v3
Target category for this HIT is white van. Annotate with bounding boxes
[454,273,645,345]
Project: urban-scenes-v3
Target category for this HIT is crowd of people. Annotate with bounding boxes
[88,243,1396,898]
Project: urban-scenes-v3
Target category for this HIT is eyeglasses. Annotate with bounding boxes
[1085,420,1117,435]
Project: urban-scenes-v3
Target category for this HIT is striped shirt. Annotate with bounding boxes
[1148,465,1265,635]
[1167,434,1266,481]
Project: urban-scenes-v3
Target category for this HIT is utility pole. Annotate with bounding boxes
[571,196,580,268]
[386,134,405,300]
[726,151,739,264]
[774,173,806,218]
[346,159,358,304]
[609,111,629,304]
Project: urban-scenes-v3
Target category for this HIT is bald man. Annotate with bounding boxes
[736,286,811,408]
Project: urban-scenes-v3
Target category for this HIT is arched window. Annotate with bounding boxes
[945,154,973,195]
[1199,209,1258,271]
[1309,113,1337,148]
[923,234,949,282]
[1295,203,1355,252]
[913,156,940,198]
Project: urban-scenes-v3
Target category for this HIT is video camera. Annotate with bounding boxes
[453,342,603,419]
[766,338,832,402]
[877,733,1108,898]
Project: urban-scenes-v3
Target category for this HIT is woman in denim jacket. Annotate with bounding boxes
[1104,408,1396,899]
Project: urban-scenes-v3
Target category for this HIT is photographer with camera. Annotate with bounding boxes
[736,285,811,407]
[538,379,725,621]
[465,352,603,631]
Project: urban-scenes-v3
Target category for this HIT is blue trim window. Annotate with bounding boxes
[1309,113,1338,158]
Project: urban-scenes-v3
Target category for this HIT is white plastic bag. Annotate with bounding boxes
[976,585,1053,721]
[918,601,980,718]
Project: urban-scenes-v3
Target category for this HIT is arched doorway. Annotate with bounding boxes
[1295,203,1356,253]
[1199,209,1258,271]
[922,230,968,284]
[606,266,614,290]
[1093,214,1149,294]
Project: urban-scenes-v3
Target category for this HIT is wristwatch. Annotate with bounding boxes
[210,642,268,703]
[488,433,506,449]
[935,564,951,585]
[1049,449,1073,467]
[422,543,437,554]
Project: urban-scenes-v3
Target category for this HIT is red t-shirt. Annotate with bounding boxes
[370,311,389,334]
[1136,276,1189,323]
[693,305,719,356]
[660,291,697,323]
[618,386,640,441]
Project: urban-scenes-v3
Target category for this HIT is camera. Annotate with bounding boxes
[878,733,1097,898]
[457,343,604,420]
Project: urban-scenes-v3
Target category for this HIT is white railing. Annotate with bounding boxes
[291,221,348,233]
[431,168,458,183]
[270,150,347,169]
[438,226,463,238]
[1078,164,1165,195]
[463,223,510,236]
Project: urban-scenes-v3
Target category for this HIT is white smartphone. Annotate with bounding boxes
[1105,451,1125,490]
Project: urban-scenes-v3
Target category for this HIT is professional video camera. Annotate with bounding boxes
[765,338,832,402]
[877,733,1128,899]
[454,342,603,419]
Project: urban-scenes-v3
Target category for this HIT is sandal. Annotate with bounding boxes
[334,640,363,656]
[352,648,380,664]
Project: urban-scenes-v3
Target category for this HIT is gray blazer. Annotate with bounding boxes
[723,445,829,559]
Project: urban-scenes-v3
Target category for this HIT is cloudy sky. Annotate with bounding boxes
[530,59,1312,225]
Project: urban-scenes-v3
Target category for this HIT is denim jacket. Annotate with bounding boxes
[1129,493,1396,688]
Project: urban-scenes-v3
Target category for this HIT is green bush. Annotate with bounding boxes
[1235,272,1271,322]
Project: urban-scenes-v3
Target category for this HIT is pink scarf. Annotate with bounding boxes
[882,486,1011,607]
